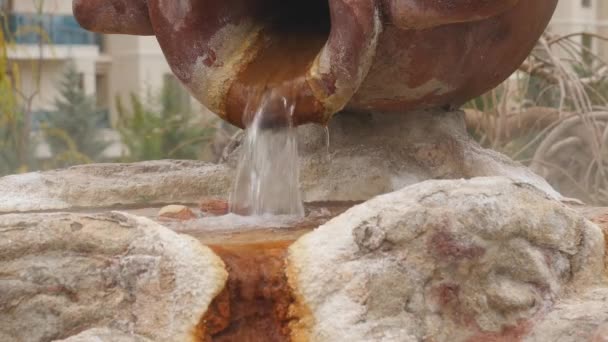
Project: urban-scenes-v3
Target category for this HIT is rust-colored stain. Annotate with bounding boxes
[430,230,486,261]
[225,33,328,128]
[201,241,296,342]
[199,198,229,216]
[73,0,558,128]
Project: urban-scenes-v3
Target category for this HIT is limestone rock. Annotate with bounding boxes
[224,111,561,203]
[287,177,605,342]
[0,212,227,342]
[0,160,232,214]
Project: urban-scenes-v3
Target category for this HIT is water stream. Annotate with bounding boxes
[229,88,304,216]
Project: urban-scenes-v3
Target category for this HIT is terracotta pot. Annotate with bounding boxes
[73,0,558,128]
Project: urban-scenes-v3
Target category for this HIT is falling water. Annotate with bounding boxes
[229,88,305,216]
[324,126,331,162]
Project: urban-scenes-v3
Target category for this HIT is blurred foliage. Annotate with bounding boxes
[116,78,216,162]
[0,14,29,175]
[465,82,544,161]
[466,32,608,205]
[41,62,109,168]
[0,4,216,175]
[0,2,63,176]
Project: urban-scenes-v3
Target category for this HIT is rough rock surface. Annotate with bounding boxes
[287,177,606,342]
[524,287,608,342]
[0,212,227,342]
[224,110,561,202]
[0,160,231,213]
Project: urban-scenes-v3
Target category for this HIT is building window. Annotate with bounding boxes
[95,73,109,109]
[582,0,592,8]
[6,13,101,46]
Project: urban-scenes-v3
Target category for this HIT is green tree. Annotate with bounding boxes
[116,93,163,161]
[117,77,215,161]
[43,62,109,166]
[0,5,46,175]
[0,27,25,175]
[0,0,66,175]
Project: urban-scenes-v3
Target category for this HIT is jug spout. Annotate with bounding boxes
[146,0,383,128]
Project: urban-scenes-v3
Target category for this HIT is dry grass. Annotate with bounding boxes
[467,32,608,205]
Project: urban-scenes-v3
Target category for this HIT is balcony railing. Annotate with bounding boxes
[2,13,101,46]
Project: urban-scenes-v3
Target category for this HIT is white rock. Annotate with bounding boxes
[287,177,605,342]
[0,212,227,342]
[0,160,232,213]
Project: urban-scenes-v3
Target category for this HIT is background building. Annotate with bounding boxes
[1,0,219,160]
[2,0,201,126]
[550,0,608,58]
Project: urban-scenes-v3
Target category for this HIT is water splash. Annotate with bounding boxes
[229,88,304,216]
[324,125,331,162]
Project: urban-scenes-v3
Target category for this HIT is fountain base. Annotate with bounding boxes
[0,109,561,214]
[222,109,561,203]
[1,109,606,342]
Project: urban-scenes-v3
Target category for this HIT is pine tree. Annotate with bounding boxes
[44,62,108,165]
[116,76,215,161]
[159,76,213,159]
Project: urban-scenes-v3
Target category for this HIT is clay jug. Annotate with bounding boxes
[73,0,558,128]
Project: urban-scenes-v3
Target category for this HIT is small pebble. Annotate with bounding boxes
[200,198,229,216]
[158,205,197,220]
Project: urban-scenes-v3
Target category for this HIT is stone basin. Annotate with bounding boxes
[0,198,354,342]
[2,177,608,341]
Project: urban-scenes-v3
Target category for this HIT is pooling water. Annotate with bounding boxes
[229,88,304,216]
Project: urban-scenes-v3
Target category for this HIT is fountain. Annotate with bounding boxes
[1,1,607,341]
[72,0,562,212]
